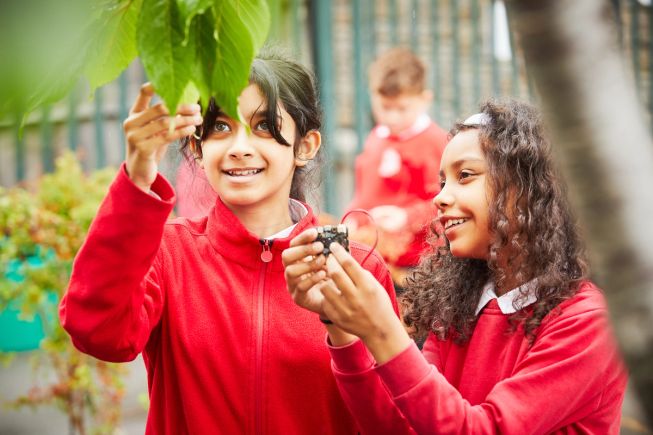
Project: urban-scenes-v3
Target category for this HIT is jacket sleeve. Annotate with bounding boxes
[59,164,175,362]
[364,307,626,434]
[330,244,415,434]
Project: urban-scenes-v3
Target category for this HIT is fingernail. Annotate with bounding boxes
[313,242,323,251]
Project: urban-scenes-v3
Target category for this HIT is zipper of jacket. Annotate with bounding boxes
[254,239,272,434]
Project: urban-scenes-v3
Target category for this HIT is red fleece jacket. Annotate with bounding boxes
[347,121,448,267]
[329,282,627,434]
[60,165,399,435]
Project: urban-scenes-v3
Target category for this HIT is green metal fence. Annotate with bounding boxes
[1,0,651,216]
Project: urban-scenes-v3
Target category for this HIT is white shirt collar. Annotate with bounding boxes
[265,199,308,240]
[475,278,538,316]
[374,114,431,141]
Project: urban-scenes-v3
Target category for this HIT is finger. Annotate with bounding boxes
[132,125,196,154]
[325,250,358,299]
[320,280,349,319]
[176,103,202,116]
[131,83,155,114]
[292,270,327,294]
[129,113,202,143]
[124,103,170,131]
[284,255,326,281]
[282,240,323,266]
[329,242,372,291]
[289,228,319,247]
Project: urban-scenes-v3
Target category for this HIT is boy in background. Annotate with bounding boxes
[346,47,448,290]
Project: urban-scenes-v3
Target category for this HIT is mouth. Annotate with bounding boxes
[222,168,264,177]
[442,217,469,230]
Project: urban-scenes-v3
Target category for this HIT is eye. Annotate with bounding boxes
[255,120,270,131]
[213,121,231,133]
[439,178,446,189]
[459,170,474,182]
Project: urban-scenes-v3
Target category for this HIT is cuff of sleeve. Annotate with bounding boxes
[375,341,432,397]
[119,163,176,204]
[327,335,375,373]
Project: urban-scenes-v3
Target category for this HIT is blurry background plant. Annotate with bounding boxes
[0,151,125,434]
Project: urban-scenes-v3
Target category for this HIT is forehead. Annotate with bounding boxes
[372,92,421,107]
[441,129,484,168]
[237,84,288,116]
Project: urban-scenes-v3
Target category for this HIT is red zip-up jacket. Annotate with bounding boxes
[60,166,400,434]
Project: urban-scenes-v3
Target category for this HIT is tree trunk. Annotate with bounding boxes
[505,0,653,423]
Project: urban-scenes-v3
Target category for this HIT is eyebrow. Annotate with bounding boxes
[216,109,269,120]
[439,157,485,177]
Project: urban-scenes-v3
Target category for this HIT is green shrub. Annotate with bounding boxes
[0,152,129,435]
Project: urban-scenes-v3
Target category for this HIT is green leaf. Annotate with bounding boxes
[188,10,217,109]
[176,0,213,44]
[211,0,271,119]
[84,0,144,94]
[137,0,194,113]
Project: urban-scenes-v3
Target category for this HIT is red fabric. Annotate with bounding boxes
[347,121,448,267]
[329,282,628,434]
[60,164,399,435]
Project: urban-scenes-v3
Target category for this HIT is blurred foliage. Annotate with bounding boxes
[0,0,271,126]
[0,152,128,434]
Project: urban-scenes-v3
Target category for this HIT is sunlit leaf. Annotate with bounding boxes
[84,0,144,94]
[211,0,270,119]
[137,0,194,113]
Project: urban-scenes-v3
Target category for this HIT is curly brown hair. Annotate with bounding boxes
[402,98,588,344]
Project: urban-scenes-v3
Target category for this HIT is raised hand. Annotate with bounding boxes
[321,242,411,364]
[123,83,203,192]
[282,228,329,315]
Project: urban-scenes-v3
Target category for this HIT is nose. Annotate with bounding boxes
[228,128,254,160]
[433,185,452,211]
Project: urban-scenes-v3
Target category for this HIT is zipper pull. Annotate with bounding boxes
[260,239,273,263]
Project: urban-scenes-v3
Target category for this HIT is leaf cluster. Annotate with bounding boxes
[0,0,271,124]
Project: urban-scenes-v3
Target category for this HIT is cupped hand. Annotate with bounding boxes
[320,242,411,364]
[123,83,203,192]
[282,228,328,315]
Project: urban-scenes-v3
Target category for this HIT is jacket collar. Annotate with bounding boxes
[205,197,317,271]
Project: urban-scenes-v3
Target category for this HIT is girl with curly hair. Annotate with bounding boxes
[283,98,627,434]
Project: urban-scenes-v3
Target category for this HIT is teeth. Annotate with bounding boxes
[226,169,261,176]
[445,218,467,229]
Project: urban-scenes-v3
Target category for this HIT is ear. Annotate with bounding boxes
[295,130,321,167]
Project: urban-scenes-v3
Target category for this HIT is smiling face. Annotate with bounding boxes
[434,129,493,260]
[199,84,304,214]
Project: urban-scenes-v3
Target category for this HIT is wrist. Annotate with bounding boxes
[325,324,359,347]
[125,159,156,193]
[361,318,411,365]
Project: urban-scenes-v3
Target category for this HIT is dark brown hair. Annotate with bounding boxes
[181,46,323,202]
[368,47,426,97]
[402,98,588,344]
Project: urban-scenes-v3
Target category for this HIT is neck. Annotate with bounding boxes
[227,201,293,239]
